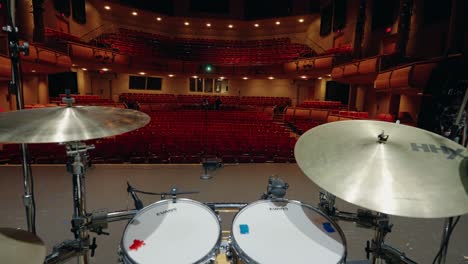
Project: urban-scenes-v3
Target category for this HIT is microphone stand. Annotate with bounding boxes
[2,0,35,234]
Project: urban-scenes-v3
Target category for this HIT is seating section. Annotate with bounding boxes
[320,45,353,56]
[285,107,372,134]
[120,93,291,107]
[285,108,330,134]
[0,109,296,164]
[298,100,342,109]
[96,28,312,65]
[329,110,370,119]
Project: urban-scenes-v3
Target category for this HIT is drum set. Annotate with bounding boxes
[0,94,467,264]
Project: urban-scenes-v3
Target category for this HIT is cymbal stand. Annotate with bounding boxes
[318,193,417,264]
[365,214,417,264]
[45,142,95,264]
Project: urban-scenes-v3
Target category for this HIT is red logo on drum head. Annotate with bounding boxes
[129,239,146,251]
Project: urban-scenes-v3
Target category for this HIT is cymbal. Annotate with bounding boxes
[0,228,46,264]
[295,120,468,218]
[0,106,150,143]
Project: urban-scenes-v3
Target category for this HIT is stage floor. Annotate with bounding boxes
[0,164,467,263]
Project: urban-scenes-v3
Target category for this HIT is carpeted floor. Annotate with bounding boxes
[0,164,467,263]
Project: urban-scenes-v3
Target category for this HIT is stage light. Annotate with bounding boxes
[168,74,175,77]
[104,6,111,10]
[268,76,275,80]
[318,77,323,80]
[254,24,259,27]
[132,11,138,16]
[243,77,248,80]
[192,75,198,78]
[301,76,307,79]
[156,17,162,21]
[82,68,87,71]
[139,72,146,75]
[102,68,109,71]
[385,27,392,33]
[206,23,211,27]
[275,21,281,25]
[228,24,233,28]
[184,21,190,26]
[298,18,304,23]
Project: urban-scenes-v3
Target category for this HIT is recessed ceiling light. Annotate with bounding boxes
[104,6,111,10]
[102,68,109,72]
[243,77,248,80]
[301,75,307,79]
[327,74,331,77]
[275,21,281,25]
[192,75,198,78]
[268,76,274,80]
[318,77,323,80]
[206,23,211,27]
[82,68,87,71]
[168,74,174,77]
[139,72,146,75]
[132,11,138,16]
[219,76,225,79]
[228,24,233,28]
[156,17,162,21]
[254,24,259,27]
[298,18,304,23]
[184,21,190,26]
[31,70,36,72]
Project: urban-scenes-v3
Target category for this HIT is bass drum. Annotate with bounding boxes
[121,198,221,264]
[230,199,347,264]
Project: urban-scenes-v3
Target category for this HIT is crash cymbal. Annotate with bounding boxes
[0,106,150,143]
[0,228,46,264]
[295,120,468,218]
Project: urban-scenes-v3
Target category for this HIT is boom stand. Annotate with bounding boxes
[2,1,35,233]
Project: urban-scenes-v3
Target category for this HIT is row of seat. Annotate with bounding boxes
[298,100,342,109]
[120,93,291,107]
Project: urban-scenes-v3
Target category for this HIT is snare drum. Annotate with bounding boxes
[121,198,221,264]
[230,199,347,264]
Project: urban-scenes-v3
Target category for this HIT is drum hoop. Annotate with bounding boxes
[121,198,221,264]
[230,198,347,264]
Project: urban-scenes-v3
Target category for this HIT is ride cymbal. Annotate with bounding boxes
[295,120,468,218]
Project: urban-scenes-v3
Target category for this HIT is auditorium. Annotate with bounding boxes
[0,0,467,263]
